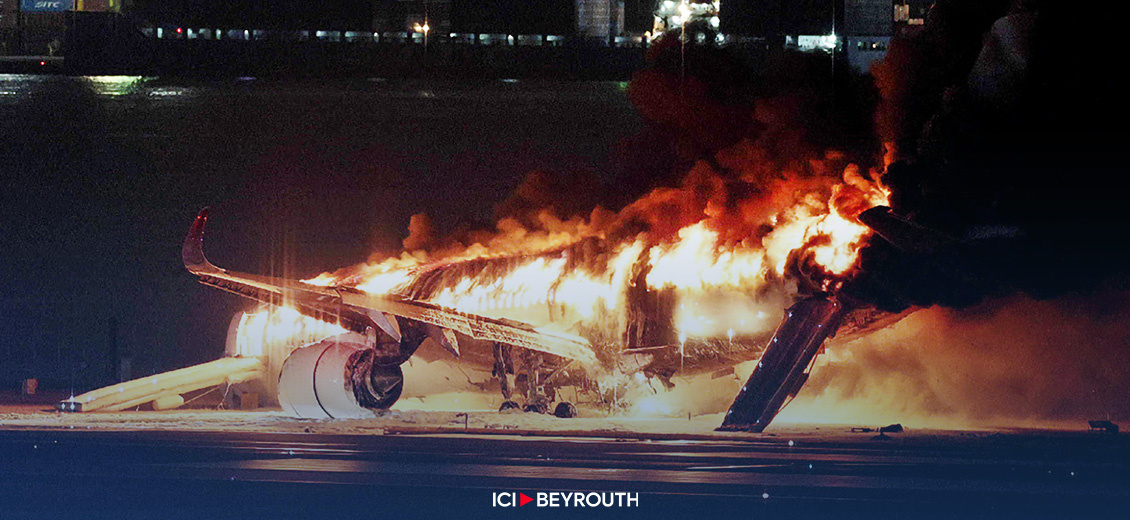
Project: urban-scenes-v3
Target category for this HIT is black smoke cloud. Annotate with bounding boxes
[473,37,883,249]
[844,0,1130,312]
[625,36,880,182]
[795,0,1130,425]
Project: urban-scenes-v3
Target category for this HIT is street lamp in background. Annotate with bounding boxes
[413,0,431,50]
[413,21,431,48]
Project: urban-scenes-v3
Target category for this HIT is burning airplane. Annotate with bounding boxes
[60,156,892,432]
[57,0,1119,432]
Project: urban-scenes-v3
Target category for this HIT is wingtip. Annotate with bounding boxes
[183,207,214,272]
[191,207,209,235]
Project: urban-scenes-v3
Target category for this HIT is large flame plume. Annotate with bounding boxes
[303,153,887,350]
[228,306,345,359]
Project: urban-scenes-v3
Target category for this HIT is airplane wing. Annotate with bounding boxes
[183,209,599,367]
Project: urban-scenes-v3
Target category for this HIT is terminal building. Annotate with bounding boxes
[3,0,935,74]
[721,0,934,72]
[1,0,119,55]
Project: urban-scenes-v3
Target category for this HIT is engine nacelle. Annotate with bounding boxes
[278,333,404,418]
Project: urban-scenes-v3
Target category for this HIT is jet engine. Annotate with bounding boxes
[278,332,405,418]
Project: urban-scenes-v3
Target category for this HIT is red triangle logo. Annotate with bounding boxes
[519,493,533,507]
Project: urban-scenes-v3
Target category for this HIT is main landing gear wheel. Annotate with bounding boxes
[553,402,577,418]
[499,400,520,412]
[523,402,549,414]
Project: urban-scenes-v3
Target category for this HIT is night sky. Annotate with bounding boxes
[0,77,644,389]
[3,0,1129,425]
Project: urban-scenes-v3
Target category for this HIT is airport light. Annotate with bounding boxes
[413,21,431,47]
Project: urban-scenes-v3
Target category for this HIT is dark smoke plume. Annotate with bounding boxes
[622,35,880,197]
[792,0,1130,426]
[844,0,1130,312]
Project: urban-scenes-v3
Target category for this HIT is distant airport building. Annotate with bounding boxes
[842,0,893,74]
[720,0,932,73]
[576,0,622,41]
[650,0,720,44]
[0,0,118,55]
[721,0,837,39]
[1,0,933,68]
[893,0,931,31]
[379,0,618,44]
[622,0,653,33]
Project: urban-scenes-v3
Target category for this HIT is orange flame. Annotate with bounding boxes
[303,163,888,347]
[230,307,345,358]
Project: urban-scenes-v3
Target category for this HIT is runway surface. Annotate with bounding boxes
[2,427,1128,519]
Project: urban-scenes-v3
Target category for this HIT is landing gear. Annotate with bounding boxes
[492,342,577,418]
[492,342,516,401]
[523,402,549,414]
[519,349,550,411]
[371,319,429,366]
[494,344,528,414]
[553,402,578,418]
